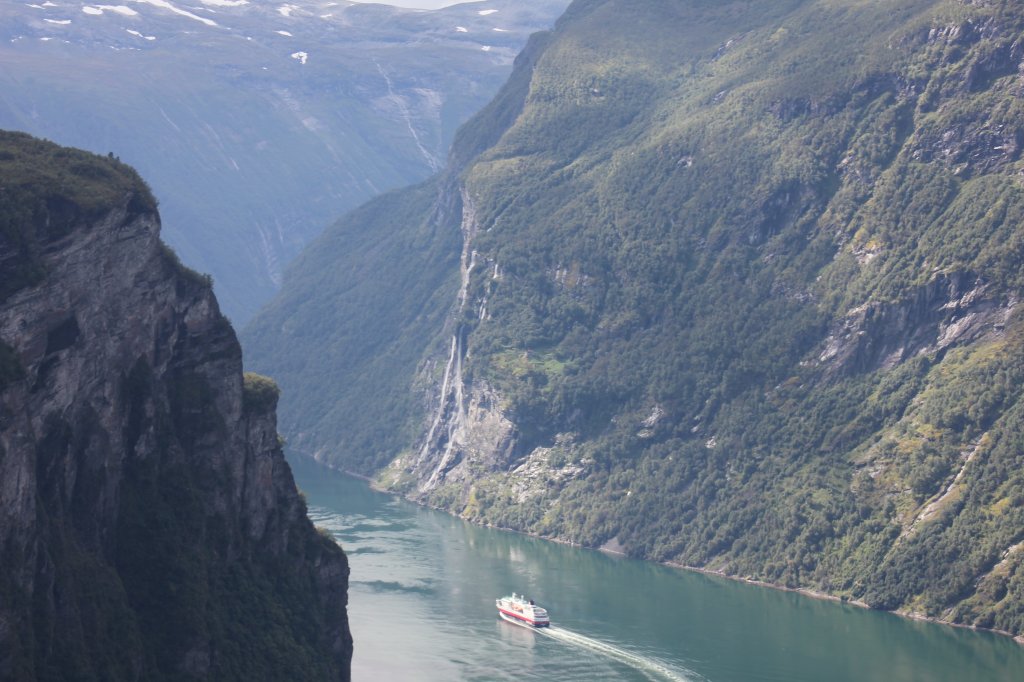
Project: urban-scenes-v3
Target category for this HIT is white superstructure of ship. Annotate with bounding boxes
[496,593,550,627]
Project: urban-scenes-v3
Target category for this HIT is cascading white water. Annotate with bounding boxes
[418,188,479,486]
[374,61,442,172]
[416,335,458,467]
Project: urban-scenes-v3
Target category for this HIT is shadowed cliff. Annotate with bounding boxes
[0,131,351,681]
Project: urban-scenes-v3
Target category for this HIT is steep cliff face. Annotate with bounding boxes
[246,0,1024,638]
[0,132,350,680]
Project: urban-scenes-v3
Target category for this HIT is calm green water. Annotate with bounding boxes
[292,457,1024,681]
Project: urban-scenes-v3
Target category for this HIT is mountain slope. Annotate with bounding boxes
[0,131,351,680]
[245,0,1024,637]
[0,0,568,323]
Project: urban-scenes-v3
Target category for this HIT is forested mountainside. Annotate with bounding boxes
[245,0,1024,637]
[0,132,350,680]
[0,0,568,323]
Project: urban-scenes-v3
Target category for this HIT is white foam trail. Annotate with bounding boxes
[538,625,696,682]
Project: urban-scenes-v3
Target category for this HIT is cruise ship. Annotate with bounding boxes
[496,593,550,627]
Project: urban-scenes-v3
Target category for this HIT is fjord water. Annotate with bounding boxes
[291,458,1024,681]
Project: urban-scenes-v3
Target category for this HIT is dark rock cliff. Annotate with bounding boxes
[0,131,351,680]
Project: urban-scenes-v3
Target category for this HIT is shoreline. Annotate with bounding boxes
[523,527,1024,645]
[303,454,1024,647]
[666,564,1024,646]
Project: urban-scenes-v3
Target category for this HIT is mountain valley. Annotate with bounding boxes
[245,0,1024,639]
[0,0,568,322]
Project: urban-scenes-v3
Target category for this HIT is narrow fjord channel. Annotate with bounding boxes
[292,457,1024,681]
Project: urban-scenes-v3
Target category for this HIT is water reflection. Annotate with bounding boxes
[497,620,538,651]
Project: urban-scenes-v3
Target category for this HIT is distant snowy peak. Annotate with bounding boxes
[10,0,552,56]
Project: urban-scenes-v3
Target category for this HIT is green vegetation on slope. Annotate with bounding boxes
[246,0,1024,636]
[0,130,156,301]
[243,371,282,413]
[245,180,462,472]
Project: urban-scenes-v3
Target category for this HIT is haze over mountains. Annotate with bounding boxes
[0,0,568,322]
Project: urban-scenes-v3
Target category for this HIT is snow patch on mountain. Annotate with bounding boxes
[44,18,71,24]
[83,5,140,16]
[290,50,307,64]
[275,29,292,36]
[127,28,156,39]
[129,0,218,27]
[478,9,497,15]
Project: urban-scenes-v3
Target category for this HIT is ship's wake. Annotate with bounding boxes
[537,625,697,682]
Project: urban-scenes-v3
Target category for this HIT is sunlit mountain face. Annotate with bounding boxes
[0,0,568,323]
